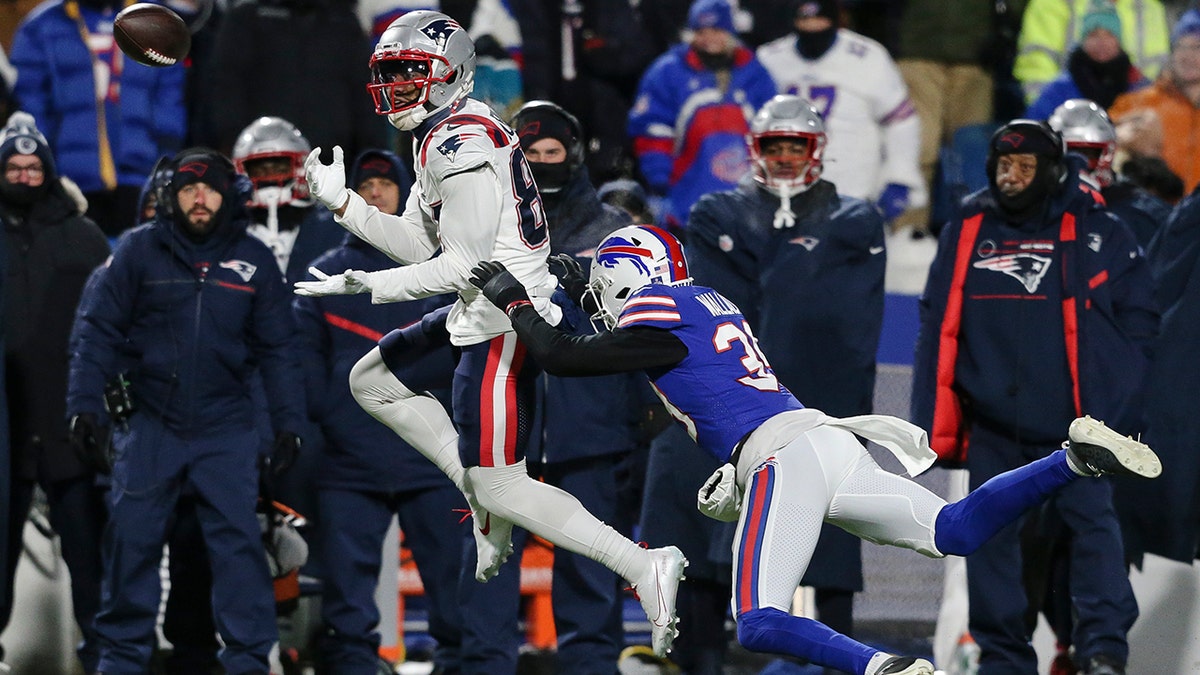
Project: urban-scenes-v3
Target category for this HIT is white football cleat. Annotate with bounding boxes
[1066,415,1162,478]
[633,546,688,658]
[472,509,514,582]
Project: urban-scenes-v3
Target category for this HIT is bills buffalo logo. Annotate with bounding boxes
[220,259,257,282]
[596,238,654,277]
[421,18,462,44]
[997,133,1025,150]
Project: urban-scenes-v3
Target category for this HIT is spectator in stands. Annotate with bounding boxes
[0,111,110,675]
[206,0,387,162]
[1014,0,1169,105]
[1026,0,1149,120]
[896,0,996,237]
[9,0,188,236]
[1110,9,1200,193]
[757,0,926,233]
[628,0,775,233]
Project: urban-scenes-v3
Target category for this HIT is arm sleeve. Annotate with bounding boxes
[251,263,308,435]
[508,304,689,376]
[361,167,501,303]
[291,288,332,423]
[873,57,926,197]
[686,196,759,320]
[627,59,677,193]
[335,187,439,265]
[66,251,138,419]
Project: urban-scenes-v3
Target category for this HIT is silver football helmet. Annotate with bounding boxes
[367,10,477,131]
[1047,98,1116,188]
[748,95,826,195]
[586,225,691,330]
[232,116,311,208]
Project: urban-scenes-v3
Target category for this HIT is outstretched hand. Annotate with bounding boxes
[547,253,588,304]
[304,146,349,211]
[469,261,532,314]
[294,266,372,297]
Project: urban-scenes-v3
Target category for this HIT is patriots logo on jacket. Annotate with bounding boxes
[436,135,465,160]
[788,235,819,251]
[220,259,257,282]
[973,253,1052,293]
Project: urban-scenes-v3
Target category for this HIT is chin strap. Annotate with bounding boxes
[773,185,796,229]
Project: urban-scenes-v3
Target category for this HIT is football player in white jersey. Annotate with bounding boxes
[295,10,687,657]
[756,0,926,224]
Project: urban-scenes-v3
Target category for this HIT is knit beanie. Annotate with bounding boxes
[350,149,407,191]
[793,0,840,23]
[1081,0,1121,41]
[688,0,736,34]
[1172,9,1200,46]
[0,111,57,180]
[172,148,233,194]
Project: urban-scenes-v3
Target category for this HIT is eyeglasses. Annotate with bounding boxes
[5,164,44,178]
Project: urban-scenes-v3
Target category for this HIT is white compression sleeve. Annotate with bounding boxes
[349,347,465,491]
[465,462,649,583]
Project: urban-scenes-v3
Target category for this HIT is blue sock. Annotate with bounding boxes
[934,449,1077,556]
[737,606,875,674]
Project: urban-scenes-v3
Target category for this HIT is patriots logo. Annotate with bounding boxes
[436,135,464,160]
[420,18,462,44]
[178,161,209,178]
[997,133,1025,150]
[219,259,257,282]
[788,235,819,251]
[973,253,1052,293]
[360,158,391,174]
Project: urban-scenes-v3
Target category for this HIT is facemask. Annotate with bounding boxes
[0,181,47,207]
[530,162,572,194]
[796,27,837,60]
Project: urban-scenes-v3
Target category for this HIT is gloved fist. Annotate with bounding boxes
[696,463,741,522]
[875,183,911,223]
[304,146,349,211]
[270,431,302,476]
[547,253,588,304]
[294,267,372,297]
[469,261,531,313]
[69,413,111,475]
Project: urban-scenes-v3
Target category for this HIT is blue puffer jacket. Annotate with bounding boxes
[67,189,305,437]
[10,0,187,192]
[294,234,456,492]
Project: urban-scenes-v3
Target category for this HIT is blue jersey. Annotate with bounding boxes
[618,283,805,461]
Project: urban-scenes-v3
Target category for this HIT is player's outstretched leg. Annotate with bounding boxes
[465,462,688,656]
[934,416,1161,557]
[350,348,515,580]
[1063,415,1161,478]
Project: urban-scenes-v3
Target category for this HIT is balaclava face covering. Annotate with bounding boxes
[0,113,57,210]
[986,122,1066,224]
[515,105,580,196]
[793,0,840,60]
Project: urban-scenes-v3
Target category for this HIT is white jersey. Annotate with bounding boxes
[757,29,926,204]
[334,98,560,346]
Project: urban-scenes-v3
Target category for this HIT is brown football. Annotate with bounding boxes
[113,3,191,68]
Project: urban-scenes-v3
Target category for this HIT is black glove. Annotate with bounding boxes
[547,253,588,304]
[469,260,531,313]
[270,431,302,476]
[69,413,111,475]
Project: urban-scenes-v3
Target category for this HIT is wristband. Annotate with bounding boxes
[505,299,533,315]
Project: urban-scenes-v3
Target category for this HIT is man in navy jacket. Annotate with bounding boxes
[912,120,1158,675]
[67,147,305,675]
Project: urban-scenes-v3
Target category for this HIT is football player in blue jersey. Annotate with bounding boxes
[467,224,1163,675]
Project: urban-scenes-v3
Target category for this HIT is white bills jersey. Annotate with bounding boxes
[334,98,560,345]
[757,29,925,203]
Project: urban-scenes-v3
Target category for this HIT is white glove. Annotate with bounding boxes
[697,463,742,522]
[304,146,349,211]
[293,266,372,297]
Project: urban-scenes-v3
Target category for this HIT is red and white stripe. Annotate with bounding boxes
[479,332,525,467]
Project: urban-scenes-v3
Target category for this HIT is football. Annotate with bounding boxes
[113,3,191,68]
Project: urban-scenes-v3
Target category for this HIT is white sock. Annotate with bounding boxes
[468,463,648,582]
